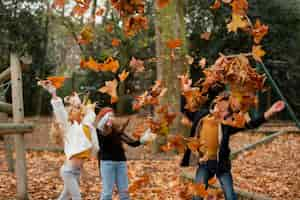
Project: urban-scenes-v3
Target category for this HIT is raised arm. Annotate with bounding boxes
[51,96,69,130]
[120,133,141,147]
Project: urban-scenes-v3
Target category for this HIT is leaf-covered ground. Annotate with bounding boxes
[0,132,300,200]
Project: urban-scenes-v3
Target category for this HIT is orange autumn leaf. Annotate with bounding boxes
[187,138,201,153]
[47,76,67,89]
[95,7,106,16]
[166,39,182,49]
[156,0,171,9]
[252,45,266,62]
[128,175,150,193]
[210,0,221,10]
[227,13,249,33]
[118,70,129,82]
[111,38,121,47]
[200,32,212,40]
[100,57,120,73]
[252,19,269,44]
[208,177,217,185]
[78,25,94,45]
[99,79,119,104]
[81,57,102,72]
[105,24,114,33]
[52,0,65,8]
[191,183,209,197]
[230,0,248,16]
[72,3,90,16]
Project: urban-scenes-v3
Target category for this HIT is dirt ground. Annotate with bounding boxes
[0,116,299,200]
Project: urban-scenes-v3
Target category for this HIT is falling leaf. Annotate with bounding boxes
[105,24,114,33]
[123,15,148,37]
[252,19,269,44]
[118,70,129,82]
[199,58,206,69]
[101,57,120,73]
[95,7,106,16]
[230,0,248,16]
[191,183,209,197]
[81,57,102,72]
[156,0,171,9]
[210,0,221,10]
[99,79,119,104]
[187,138,201,153]
[52,0,65,8]
[166,39,182,49]
[111,38,121,47]
[72,0,91,16]
[47,76,67,89]
[130,57,145,72]
[227,13,249,33]
[200,32,212,40]
[78,25,94,45]
[252,45,266,62]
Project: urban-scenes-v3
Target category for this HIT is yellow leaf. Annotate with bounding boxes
[118,70,129,82]
[99,79,119,104]
[227,14,248,33]
[252,45,266,62]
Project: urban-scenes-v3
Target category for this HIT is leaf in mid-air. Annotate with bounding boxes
[252,45,266,62]
[227,13,249,33]
[47,76,67,89]
[118,70,129,82]
[99,79,119,104]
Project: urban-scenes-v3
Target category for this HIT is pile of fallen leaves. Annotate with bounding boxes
[1,132,300,200]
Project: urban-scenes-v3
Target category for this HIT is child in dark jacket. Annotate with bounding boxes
[180,82,285,200]
[95,107,155,200]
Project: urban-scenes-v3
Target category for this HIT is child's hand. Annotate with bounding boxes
[264,100,285,119]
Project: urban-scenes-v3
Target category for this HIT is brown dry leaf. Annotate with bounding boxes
[105,24,114,33]
[166,39,182,49]
[128,175,150,193]
[191,183,209,197]
[227,13,249,33]
[99,79,119,104]
[52,0,65,8]
[156,0,171,9]
[100,57,120,73]
[78,25,94,45]
[118,70,129,82]
[252,19,269,44]
[230,0,248,16]
[187,138,202,153]
[200,32,212,40]
[111,38,121,47]
[252,45,266,62]
[210,0,221,10]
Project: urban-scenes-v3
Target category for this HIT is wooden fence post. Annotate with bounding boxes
[10,53,28,200]
[0,112,15,172]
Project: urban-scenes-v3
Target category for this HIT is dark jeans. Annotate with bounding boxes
[192,163,237,200]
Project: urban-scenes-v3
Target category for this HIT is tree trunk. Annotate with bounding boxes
[35,1,50,116]
[152,0,188,152]
[10,53,28,200]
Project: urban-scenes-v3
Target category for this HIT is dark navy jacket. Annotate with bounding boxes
[180,96,266,173]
